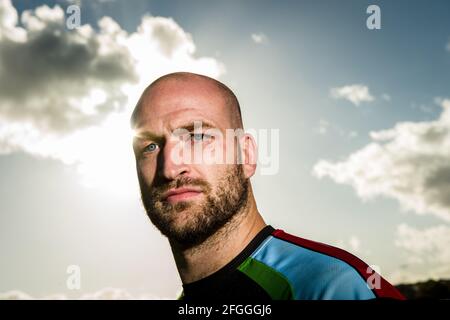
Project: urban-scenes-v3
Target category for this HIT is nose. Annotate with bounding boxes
[157,138,190,180]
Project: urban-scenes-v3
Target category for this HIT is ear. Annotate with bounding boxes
[238,133,258,178]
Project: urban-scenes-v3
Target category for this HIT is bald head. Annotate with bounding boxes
[131,72,243,130]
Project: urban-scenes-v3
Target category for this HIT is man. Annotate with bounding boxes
[130,72,404,300]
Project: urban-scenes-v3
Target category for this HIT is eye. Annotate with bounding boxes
[190,133,213,142]
[143,142,159,153]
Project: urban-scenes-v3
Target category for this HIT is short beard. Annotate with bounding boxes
[139,165,249,249]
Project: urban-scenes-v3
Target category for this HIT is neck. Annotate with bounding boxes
[169,187,266,284]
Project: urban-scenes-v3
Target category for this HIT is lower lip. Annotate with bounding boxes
[166,191,202,203]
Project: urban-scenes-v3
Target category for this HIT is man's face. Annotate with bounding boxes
[133,78,249,248]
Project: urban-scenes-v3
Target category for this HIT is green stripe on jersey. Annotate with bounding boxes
[238,257,294,300]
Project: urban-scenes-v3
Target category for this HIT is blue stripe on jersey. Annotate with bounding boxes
[250,236,376,300]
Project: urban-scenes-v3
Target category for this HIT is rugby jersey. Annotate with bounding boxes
[178,225,405,300]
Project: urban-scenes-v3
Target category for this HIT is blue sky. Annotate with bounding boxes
[1,0,450,298]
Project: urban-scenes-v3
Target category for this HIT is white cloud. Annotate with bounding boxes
[391,223,450,283]
[335,235,361,253]
[0,290,34,300]
[315,119,330,135]
[313,98,450,222]
[0,5,138,134]
[330,84,375,106]
[395,224,450,264]
[0,287,169,300]
[420,105,434,113]
[0,0,225,193]
[314,119,358,139]
[381,93,391,102]
[411,102,435,114]
[251,32,269,45]
[349,235,361,252]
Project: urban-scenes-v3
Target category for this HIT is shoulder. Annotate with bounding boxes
[246,228,404,300]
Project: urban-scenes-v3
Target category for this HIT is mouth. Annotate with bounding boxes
[162,187,203,204]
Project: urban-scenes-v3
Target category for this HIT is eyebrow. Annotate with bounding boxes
[133,131,162,143]
[133,120,218,143]
[176,120,217,132]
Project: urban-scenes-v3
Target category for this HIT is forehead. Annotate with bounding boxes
[134,78,231,132]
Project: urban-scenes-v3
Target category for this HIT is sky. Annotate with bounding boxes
[1,0,450,299]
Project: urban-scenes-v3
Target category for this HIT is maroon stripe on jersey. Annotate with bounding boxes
[272,229,405,300]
